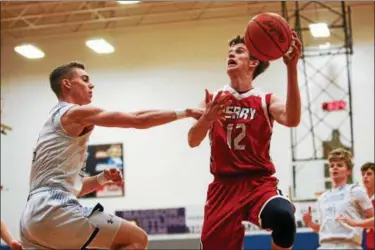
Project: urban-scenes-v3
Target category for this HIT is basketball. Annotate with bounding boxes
[244,12,293,61]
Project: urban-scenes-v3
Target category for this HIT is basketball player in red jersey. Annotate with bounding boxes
[188,31,302,250]
[336,162,374,249]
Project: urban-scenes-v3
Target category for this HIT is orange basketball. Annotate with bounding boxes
[244,12,292,61]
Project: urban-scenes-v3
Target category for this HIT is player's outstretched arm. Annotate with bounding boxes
[336,216,375,229]
[269,31,302,128]
[188,90,231,147]
[64,105,203,129]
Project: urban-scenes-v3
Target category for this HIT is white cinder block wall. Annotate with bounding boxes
[1,5,373,240]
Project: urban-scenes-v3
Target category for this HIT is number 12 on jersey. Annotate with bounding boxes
[226,123,246,150]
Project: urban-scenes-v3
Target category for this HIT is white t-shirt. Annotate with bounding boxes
[317,184,373,245]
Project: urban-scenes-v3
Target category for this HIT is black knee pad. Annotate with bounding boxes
[260,197,296,248]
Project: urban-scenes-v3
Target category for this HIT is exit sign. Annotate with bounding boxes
[322,100,347,111]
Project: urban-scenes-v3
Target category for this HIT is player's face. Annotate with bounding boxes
[362,169,374,190]
[66,68,94,105]
[227,43,258,75]
[329,160,351,183]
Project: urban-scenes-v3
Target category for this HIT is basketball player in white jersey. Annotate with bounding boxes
[1,96,23,250]
[19,62,228,250]
[303,148,374,249]
[335,162,374,249]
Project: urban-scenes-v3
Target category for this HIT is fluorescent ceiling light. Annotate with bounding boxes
[117,1,140,4]
[319,42,331,50]
[309,23,330,38]
[14,44,45,59]
[85,39,115,54]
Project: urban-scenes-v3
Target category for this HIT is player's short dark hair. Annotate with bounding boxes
[361,162,374,173]
[49,61,85,97]
[228,35,270,80]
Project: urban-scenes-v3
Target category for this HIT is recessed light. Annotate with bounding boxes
[14,44,45,59]
[85,39,115,54]
[117,1,140,5]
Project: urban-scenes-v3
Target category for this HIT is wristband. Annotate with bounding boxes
[175,110,187,119]
[97,172,111,185]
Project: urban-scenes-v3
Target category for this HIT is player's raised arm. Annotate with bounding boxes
[269,31,302,128]
[64,105,203,130]
[188,90,231,147]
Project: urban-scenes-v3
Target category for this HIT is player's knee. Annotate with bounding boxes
[132,228,148,249]
[135,230,148,249]
[117,232,148,250]
[272,208,296,248]
[260,198,296,248]
[112,221,148,249]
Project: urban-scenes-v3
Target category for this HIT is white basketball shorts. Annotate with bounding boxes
[20,188,121,249]
[318,240,362,250]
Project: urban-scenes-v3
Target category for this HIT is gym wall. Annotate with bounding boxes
[1,3,373,245]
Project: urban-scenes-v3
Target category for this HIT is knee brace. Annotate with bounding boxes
[260,197,296,248]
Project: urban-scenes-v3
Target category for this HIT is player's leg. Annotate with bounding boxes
[109,220,148,250]
[259,197,296,250]
[87,211,148,250]
[20,198,147,250]
[22,212,147,250]
[200,181,245,250]
[200,209,244,250]
[246,178,296,250]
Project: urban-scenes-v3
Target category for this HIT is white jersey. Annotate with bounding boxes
[317,184,373,246]
[20,102,124,250]
[29,102,92,197]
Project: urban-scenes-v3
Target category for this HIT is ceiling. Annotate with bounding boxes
[1,1,372,43]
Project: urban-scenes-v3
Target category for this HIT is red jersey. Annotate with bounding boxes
[209,85,275,176]
[366,195,375,250]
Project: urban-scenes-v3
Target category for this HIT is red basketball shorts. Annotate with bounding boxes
[200,175,287,250]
